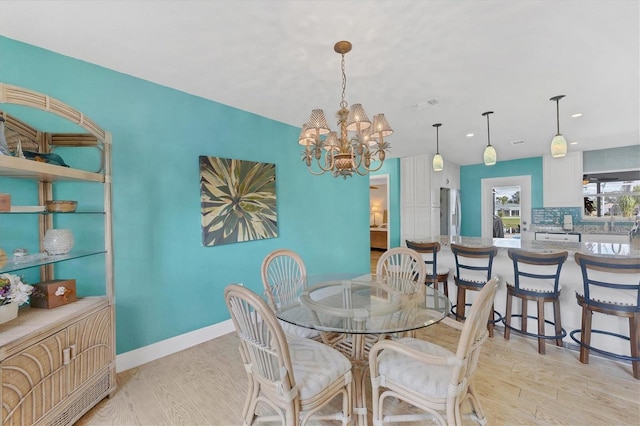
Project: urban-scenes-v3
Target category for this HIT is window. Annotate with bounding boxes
[493,186,520,237]
[583,170,640,219]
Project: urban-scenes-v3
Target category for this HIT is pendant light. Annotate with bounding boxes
[482,111,496,166]
[432,123,444,172]
[550,95,568,158]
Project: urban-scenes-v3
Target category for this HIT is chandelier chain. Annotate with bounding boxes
[340,53,347,109]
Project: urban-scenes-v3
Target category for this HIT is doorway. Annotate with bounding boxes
[492,185,521,238]
[481,176,532,240]
[370,174,389,251]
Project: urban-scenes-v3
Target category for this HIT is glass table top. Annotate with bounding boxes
[270,274,450,335]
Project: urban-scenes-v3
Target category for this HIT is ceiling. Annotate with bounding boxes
[0,1,638,166]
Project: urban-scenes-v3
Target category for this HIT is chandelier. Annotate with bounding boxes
[298,41,392,178]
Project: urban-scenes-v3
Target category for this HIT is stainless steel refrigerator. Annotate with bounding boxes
[440,187,461,236]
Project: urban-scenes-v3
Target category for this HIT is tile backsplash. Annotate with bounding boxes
[531,207,634,234]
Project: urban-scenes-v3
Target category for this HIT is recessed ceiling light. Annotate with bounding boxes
[570,141,579,145]
[466,133,474,137]
[571,113,583,118]
[510,140,525,145]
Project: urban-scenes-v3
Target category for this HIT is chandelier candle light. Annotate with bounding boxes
[299,41,392,178]
[482,111,497,166]
[550,95,568,158]
[432,123,444,172]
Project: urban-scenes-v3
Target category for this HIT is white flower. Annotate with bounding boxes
[0,273,33,306]
[55,286,67,296]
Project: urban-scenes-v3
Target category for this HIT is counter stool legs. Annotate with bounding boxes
[503,289,565,355]
[455,284,498,338]
[579,306,593,364]
[553,298,563,347]
[632,313,640,379]
[428,272,449,298]
[576,306,639,379]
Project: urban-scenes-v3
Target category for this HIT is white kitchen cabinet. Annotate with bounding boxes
[543,151,582,207]
[400,157,414,209]
[534,232,581,242]
[582,233,630,244]
[401,155,432,242]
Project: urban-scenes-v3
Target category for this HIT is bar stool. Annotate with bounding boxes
[450,243,500,337]
[405,240,450,297]
[503,249,568,354]
[571,253,640,379]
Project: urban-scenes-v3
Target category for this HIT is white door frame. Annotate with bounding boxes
[480,175,532,240]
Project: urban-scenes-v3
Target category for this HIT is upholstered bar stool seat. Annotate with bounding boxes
[503,249,568,354]
[571,253,640,380]
[450,243,500,337]
[405,240,450,297]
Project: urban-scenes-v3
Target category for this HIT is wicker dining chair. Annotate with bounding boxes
[261,249,325,339]
[224,284,353,425]
[369,277,500,425]
[376,247,427,339]
[376,247,427,292]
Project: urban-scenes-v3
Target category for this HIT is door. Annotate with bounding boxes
[481,176,532,240]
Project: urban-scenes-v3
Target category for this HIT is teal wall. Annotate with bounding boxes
[460,157,543,236]
[371,158,401,247]
[0,36,371,354]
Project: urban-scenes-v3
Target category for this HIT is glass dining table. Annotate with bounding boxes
[270,273,451,426]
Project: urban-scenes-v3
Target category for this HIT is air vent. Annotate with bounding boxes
[510,140,525,145]
[410,99,439,111]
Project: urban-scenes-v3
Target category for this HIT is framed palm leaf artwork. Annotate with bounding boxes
[200,156,277,246]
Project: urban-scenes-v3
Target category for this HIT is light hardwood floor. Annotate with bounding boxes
[77,250,640,425]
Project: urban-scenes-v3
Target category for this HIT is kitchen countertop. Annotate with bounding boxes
[415,235,639,258]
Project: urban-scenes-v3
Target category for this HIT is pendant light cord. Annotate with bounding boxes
[556,98,560,135]
[483,111,493,147]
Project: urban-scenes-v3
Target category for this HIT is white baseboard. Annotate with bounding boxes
[115,319,235,373]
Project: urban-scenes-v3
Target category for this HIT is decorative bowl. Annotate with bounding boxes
[45,200,77,213]
[43,229,74,255]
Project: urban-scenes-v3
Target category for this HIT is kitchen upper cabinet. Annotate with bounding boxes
[543,151,583,207]
[400,157,415,208]
[401,155,432,242]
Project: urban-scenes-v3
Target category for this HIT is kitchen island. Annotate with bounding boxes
[413,235,639,359]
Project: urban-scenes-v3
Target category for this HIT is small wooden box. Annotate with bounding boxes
[0,193,10,212]
[30,279,77,309]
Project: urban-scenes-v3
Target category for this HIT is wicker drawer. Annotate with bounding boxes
[1,306,113,426]
[1,330,68,425]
